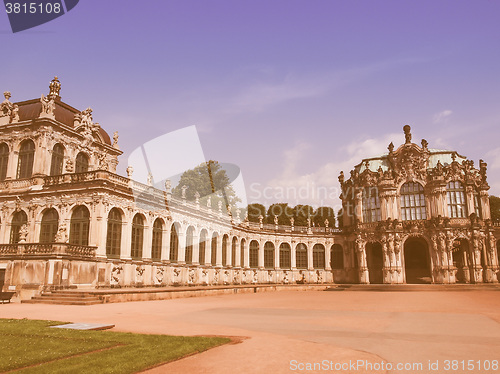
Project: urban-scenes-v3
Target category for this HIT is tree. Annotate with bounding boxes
[266,203,293,225]
[292,205,315,226]
[172,161,240,208]
[337,208,343,228]
[312,206,336,227]
[247,203,266,222]
[489,195,500,222]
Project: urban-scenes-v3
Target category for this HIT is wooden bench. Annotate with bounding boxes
[0,292,15,303]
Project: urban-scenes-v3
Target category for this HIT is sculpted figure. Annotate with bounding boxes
[10,104,19,123]
[1,91,13,117]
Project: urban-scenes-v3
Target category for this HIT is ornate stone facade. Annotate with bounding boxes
[0,79,498,300]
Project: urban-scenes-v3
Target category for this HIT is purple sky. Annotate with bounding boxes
[1,1,500,210]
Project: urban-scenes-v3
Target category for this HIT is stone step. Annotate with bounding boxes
[21,298,103,305]
[30,296,101,302]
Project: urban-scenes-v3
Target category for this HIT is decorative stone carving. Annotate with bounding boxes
[111,266,123,286]
[112,131,119,149]
[18,224,28,243]
[55,223,67,243]
[0,91,13,118]
[147,173,154,186]
[49,76,61,98]
[40,94,55,119]
[65,159,74,173]
[126,166,134,178]
[154,267,164,285]
[10,104,19,123]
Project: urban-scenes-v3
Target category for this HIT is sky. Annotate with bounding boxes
[1,1,500,211]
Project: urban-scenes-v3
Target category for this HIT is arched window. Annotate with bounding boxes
[10,210,27,244]
[446,181,467,218]
[296,243,308,269]
[0,143,9,181]
[240,239,246,267]
[106,208,122,257]
[69,206,90,245]
[199,230,207,265]
[50,143,64,176]
[211,233,218,266]
[185,226,194,264]
[474,190,482,218]
[40,209,58,243]
[75,152,89,173]
[249,240,259,268]
[313,244,325,269]
[151,219,163,261]
[131,214,144,259]
[231,237,238,267]
[330,244,344,270]
[362,186,381,223]
[169,224,179,262]
[222,235,228,266]
[17,139,35,179]
[279,243,291,269]
[264,241,274,269]
[400,182,427,221]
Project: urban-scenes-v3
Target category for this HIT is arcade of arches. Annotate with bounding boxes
[0,79,499,300]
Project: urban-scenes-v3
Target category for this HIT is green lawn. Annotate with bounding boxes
[0,319,230,373]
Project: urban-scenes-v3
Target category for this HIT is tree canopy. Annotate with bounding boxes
[173,161,240,208]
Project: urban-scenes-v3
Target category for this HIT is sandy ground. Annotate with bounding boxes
[1,290,500,373]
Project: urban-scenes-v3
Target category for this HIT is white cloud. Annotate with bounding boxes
[251,132,405,209]
[433,110,453,124]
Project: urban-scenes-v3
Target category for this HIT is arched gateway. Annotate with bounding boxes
[404,237,432,284]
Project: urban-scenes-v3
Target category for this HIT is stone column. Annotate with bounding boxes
[325,243,331,271]
[307,243,314,270]
[216,235,222,267]
[479,190,491,219]
[161,225,169,261]
[192,233,200,265]
[177,231,186,264]
[291,242,297,269]
[258,240,264,269]
[242,240,248,268]
[142,222,152,261]
[120,218,132,260]
[275,241,280,269]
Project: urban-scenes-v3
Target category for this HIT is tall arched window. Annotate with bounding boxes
[313,244,325,269]
[222,235,228,266]
[106,208,122,257]
[185,226,194,264]
[446,181,467,218]
[240,239,246,267]
[362,186,381,223]
[231,237,238,267]
[131,214,144,259]
[40,209,58,243]
[17,139,35,179]
[75,152,89,173]
[199,230,207,265]
[211,233,218,266]
[400,182,427,221]
[279,243,291,269]
[10,210,27,244]
[0,143,9,181]
[296,243,308,269]
[249,240,259,268]
[264,241,274,269]
[50,143,64,176]
[473,190,482,218]
[330,244,344,270]
[151,219,163,261]
[169,223,179,263]
[69,206,90,245]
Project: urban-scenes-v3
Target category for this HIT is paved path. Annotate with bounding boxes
[1,290,500,373]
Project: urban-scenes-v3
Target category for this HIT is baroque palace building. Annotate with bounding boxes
[0,78,499,300]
